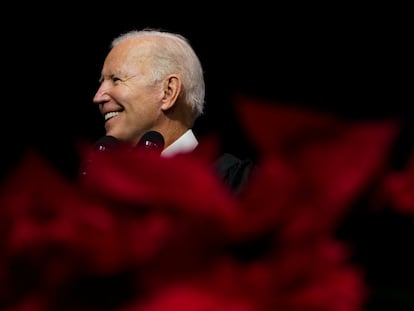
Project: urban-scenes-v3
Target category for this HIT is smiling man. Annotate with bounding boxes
[91,28,254,193]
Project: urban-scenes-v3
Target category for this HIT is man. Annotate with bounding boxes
[91,28,254,193]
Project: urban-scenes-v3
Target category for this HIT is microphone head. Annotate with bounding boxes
[94,135,120,151]
[137,131,165,153]
[80,135,120,177]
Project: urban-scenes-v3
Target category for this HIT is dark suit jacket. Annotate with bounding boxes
[213,153,255,194]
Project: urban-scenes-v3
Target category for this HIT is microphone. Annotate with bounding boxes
[137,131,165,154]
[80,132,164,177]
[94,135,120,151]
[80,135,120,177]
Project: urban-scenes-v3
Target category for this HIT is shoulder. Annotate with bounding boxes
[213,152,256,194]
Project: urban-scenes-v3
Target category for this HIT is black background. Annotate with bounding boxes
[3,6,410,176]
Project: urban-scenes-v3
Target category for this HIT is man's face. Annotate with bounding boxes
[93,38,164,146]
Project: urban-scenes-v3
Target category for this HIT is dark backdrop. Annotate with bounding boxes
[1,5,410,179]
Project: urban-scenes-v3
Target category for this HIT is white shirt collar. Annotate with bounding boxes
[161,129,198,158]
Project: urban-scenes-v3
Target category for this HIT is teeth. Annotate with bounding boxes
[104,111,119,121]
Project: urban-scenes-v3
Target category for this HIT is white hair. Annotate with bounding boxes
[111,28,205,120]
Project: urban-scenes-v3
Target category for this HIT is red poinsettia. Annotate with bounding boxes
[234,95,401,232]
[0,95,404,310]
[373,150,414,214]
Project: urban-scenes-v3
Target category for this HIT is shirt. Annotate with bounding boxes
[160,129,199,158]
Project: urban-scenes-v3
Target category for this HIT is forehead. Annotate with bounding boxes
[103,38,153,76]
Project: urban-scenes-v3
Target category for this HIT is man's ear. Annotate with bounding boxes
[161,75,181,111]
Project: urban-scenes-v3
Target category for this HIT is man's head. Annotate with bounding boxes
[93,29,205,148]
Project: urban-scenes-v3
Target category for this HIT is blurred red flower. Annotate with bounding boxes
[0,95,404,310]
